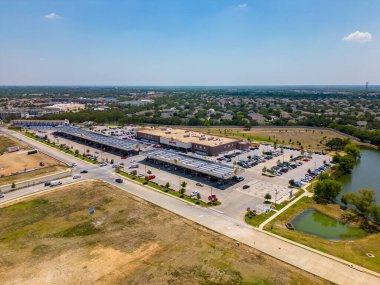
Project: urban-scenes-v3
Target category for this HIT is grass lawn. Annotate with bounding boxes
[264,196,380,273]
[245,210,276,227]
[0,181,330,284]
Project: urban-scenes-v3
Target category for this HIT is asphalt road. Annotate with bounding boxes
[1,127,379,285]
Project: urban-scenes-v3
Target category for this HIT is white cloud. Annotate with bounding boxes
[237,3,248,9]
[342,31,372,43]
[44,12,61,20]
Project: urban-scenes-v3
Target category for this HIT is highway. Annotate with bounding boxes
[1,127,379,285]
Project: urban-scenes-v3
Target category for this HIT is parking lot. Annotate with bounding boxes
[29,126,332,220]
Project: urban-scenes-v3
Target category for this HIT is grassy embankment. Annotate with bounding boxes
[24,132,98,164]
[117,170,217,207]
[0,181,330,284]
[264,196,380,273]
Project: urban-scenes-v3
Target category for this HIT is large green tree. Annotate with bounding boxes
[341,189,376,218]
[314,179,342,201]
[344,144,361,160]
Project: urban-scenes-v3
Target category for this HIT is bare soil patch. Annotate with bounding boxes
[0,151,67,185]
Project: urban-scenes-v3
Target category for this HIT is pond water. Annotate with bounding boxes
[292,209,368,240]
[338,148,380,204]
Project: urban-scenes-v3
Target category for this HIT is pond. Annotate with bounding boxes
[338,148,380,204]
[292,209,368,240]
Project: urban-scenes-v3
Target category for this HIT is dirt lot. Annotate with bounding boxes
[0,181,330,285]
[188,127,358,151]
[0,134,24,154]
[0,151,67,186]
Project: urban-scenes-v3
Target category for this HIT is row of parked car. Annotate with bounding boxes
[299,163,331,184]
[270,161,304,176]
[238,151,282,169]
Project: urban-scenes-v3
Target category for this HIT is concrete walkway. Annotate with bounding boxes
[259,187,312,230]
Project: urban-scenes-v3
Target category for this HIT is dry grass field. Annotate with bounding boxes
[0,181,330,285]
[189,127,359,151]
[0,151,67,186]
[0,134,24,154]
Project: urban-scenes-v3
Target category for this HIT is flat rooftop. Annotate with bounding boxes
[56,126,140,152]
[138,128,237,146]
[144,149,243,179]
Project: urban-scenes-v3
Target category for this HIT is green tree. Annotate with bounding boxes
[11,182,16,189]
[341,189,376,218]
[264,193,272,202]
[165,182,170,189]
[147,169,152,175]
[314,179,342,201]
[181,181,187,189]
[288,179,295,187]
[337,155,356,174]
[370,205,380,223]
[318,172,330,181]
[344,144,361,160]
[196,192,201,200]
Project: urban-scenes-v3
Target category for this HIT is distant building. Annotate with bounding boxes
[45,103,85,113]
[121,99,154,106]
[11,119,69,127]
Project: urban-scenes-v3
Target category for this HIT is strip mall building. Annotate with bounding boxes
[137,127,249,156]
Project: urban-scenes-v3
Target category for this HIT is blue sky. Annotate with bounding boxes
[0,0,379,85]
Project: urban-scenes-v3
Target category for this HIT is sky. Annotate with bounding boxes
[0,0,379,86]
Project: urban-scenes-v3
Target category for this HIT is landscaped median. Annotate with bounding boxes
[24,132,98,164]
[245,188,305,227]
[116,170,220,207]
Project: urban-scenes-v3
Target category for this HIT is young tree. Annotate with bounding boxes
[179,188,186,196]
[75,149,79,155]
[288,179,295,187]
[11,182,16,189]
[181,181,187,189]
[264,193,272,202]
[196,192,201,200]
[147,170,152,175]
[314,179,342,201]
[262,166,267,173]
[165,182,170,189]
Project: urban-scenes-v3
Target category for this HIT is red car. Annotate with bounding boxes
[121,156,128,159]
[148,175,156,180]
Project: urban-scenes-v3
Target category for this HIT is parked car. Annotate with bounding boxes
[121,156,128,159]
[242,185,250,189]
[148,175,156,180]
[196,182,204,187]
[73,175,81,179]
[0,194,5,198]
[115,178,123,183]
[80,170,88,173]
[236,176,245,182]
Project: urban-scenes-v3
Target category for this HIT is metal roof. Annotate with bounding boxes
[56,126,140,152]
[144,149,243,180]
